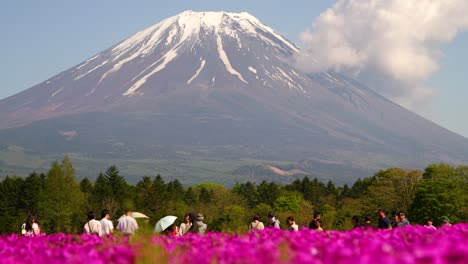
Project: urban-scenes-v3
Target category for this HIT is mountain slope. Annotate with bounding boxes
[0,11,467,184]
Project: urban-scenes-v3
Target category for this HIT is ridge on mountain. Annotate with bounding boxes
[0,11,467,185]
[0,10,302,128]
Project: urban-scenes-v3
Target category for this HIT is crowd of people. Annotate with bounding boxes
[20,208,454,237]
[163,212,208,236]
[249,209,452,232]
[82,210,209,237]
[246,211,324,232]
[353,209,451,231]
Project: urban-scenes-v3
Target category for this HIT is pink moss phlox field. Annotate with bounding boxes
[0,234,135,264]
[151,224,468,264]
[1,224,467,263]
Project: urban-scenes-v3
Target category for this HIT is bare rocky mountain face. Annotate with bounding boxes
[1,11,467,185]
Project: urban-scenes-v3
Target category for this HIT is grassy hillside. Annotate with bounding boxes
[0,145,372,186]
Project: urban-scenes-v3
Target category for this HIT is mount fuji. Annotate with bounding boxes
[1,11,467,185]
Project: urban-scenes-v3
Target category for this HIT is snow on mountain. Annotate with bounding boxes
[79,10,299,97]
[1,11,468,184]
[0,10,307,126]
[187,58,206,84]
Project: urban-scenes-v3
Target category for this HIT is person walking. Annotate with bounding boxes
[266,212,281,229]
[391,211,399,228]
[117,210,139,236]
[309,212,321,230]
[249,214,265,231]
[84,211,103,237]
[398,211,410,227]
[100,209,114,235]
[377,209,392,230]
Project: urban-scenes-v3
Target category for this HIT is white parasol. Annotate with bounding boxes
[154,215,177,232]
[118,212,150,221]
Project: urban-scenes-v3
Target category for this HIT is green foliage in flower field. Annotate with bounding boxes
[0,158,467,235]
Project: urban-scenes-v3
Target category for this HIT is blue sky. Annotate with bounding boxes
[1,0,467,138]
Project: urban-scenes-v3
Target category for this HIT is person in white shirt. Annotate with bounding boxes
[286,216,299,231]
[180,213,193,235]
[266,212,281,229]
[24,215,42,236]
[196,213,207,235]
[100,209,114,235]
[83,211,103,237]
[249,214,265,231]
[117,210,139,236]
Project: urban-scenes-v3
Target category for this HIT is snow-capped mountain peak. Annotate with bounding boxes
[65,10,304,97]
[0,10,306,121]
[111,11,299,57]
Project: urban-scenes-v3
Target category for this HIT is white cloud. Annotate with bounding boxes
[296,0,468,108]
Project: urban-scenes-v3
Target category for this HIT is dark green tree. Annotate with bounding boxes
[183,187,197,205]
[199,186,214,203]
[79,178,93,211]
[134,176,155,219]
[150,175,169,219]
[338,184,350,200]
[345,178,374,199]
[0,176,25,234]
[88,166,130,218]
[167,179,184,201]
[325,180,338,196]
[90,173,113,215]
[105,165,130,216]
[21,172,46,216]
[105,166,127,199]
[256,181,280,207]
[232,182,259,208]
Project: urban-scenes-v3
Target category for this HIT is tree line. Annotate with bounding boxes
[0,156,466,234]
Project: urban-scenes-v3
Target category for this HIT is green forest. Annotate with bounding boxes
[1,156,467,234]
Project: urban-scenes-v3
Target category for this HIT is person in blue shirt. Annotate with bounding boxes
[377,209,392,230]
